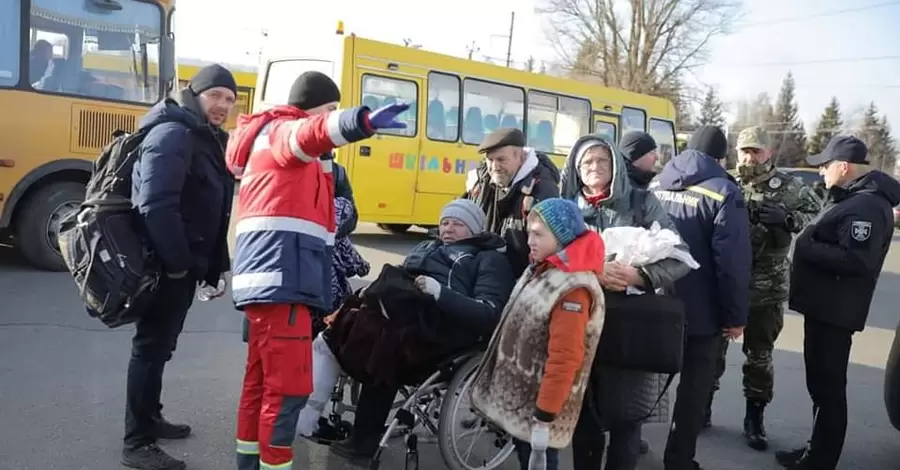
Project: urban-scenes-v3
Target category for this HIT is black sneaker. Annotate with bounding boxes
[330,436,378,461]
[121,444,186,470]
[153,416,191,440]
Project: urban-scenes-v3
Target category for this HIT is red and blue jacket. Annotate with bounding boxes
[225,105,375,310]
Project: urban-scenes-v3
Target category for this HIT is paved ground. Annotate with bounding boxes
[2,224,900,470]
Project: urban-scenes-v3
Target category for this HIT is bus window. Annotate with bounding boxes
[0,0,19,87]
[527,90,590,155]
[29,0,163,103]
[361,74,418,137]
[594,120,616,144]
[262,59,334,105]
[462,78,524,146]
[649,118,677,165]
[621,107,647,134]
[427,72,460,142]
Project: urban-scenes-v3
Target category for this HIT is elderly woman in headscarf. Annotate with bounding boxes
[560,132,693,470]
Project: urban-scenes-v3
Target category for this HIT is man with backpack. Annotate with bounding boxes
[225,71,409,470]
[123,64,238,470]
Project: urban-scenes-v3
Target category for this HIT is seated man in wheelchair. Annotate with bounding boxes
[300,199,516,462]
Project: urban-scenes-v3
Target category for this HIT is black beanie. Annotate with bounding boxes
[189,64,237,96]
[619,131,658,162]
[687,125,729,160]
[288,71,341,110]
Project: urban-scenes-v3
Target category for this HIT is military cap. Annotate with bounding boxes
[737,126,771,150]
[478,127,526,154]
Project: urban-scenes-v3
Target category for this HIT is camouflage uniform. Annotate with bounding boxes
[710,128,821,445]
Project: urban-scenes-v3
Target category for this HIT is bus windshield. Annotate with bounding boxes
[28,0,164,103]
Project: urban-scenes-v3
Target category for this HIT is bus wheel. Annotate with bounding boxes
[377,224,411,234]
[15,182,85,272]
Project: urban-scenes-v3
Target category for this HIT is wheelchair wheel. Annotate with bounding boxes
[437,353,514,470]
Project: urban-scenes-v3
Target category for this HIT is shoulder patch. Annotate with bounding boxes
[851,220,872,242]
[561,301,583,313]
[768,177,782,189]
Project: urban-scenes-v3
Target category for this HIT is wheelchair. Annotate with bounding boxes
[318,349,515,470]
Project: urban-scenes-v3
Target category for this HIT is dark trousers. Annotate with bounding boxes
[351,383,398,446]
[713,304,785,403]
[124,276,196,448]
[802,316,852,469]
[513,439,560,470]
[572,402,642,470]
[664,334,721,470]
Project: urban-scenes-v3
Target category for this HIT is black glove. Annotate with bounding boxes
[758,202,788,227]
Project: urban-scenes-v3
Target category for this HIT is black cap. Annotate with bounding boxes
[687,125,728,160]
[620,131,658,162]
[189,64,237,96]
[478,127,526,154]
[288,71,341,111]
[806,135,869,166]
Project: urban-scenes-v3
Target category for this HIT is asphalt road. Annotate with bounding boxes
[2,224,900,470]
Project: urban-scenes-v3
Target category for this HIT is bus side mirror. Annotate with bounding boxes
[160,36,176,85]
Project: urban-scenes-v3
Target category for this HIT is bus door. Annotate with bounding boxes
[593,111,619,144]
[346,71,423,219]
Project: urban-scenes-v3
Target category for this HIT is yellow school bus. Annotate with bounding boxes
[79,55,258,131]
[255,30,676,233]
[0,0,176,270]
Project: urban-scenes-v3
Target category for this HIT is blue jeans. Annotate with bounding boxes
[513,439,560,470]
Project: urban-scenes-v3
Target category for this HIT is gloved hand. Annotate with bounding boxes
[527,420,550,470]
[368,102,410,130]
[758,201,788,227]
[414,275,441,300]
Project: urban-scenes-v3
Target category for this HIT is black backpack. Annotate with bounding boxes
[57,127,170,328]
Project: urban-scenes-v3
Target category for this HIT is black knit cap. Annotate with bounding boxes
[288,71,341,110]
[189,64,237,96]
[619,131,658,162]
[687,125,729,160]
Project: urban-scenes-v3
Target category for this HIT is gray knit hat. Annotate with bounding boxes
[440,199,485,235]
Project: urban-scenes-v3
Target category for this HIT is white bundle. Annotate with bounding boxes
[601,221,700,270]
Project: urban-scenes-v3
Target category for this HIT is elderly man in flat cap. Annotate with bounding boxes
[463,127,561,276]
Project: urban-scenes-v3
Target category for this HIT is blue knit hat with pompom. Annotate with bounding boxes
[531,198,587,246]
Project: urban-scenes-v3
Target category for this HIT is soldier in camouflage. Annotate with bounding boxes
[706,126,822,451]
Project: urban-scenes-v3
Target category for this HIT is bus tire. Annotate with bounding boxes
[15,182,85,272]
[378,223,411,234]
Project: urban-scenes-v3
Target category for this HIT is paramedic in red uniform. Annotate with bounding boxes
[225,71,409,470]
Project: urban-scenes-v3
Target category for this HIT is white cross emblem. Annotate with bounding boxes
[851,221,872,242]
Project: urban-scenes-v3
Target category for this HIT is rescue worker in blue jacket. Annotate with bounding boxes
[776,136,900,469]
[651,125,752,470]
[127,64,237,470]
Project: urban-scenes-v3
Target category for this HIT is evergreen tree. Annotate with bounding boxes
[697,87,726,129]
[771,72,808,167]
[807,97,843,156]
[857,103,898,173]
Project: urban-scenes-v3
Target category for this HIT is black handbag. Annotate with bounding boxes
[594,290,686,374]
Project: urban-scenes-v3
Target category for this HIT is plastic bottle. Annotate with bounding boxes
[197,279,226,301]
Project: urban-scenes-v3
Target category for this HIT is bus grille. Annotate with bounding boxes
[73,107,138,154]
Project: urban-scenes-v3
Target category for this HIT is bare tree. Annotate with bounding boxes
[536,0,741,96]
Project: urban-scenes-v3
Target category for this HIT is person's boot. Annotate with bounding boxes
[121,443,186,470]
[639,438,650,454]
[152,416,191,440]
[330,432,380,462]
[743,399,768,451]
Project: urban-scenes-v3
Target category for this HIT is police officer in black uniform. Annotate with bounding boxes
[776,135,900,469]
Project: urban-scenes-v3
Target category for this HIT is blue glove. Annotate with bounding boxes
[369,102,410,130]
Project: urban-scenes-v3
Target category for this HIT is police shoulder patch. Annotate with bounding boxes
[851,220,872,242]
[768,177,782,189]
[561,301,583,313]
